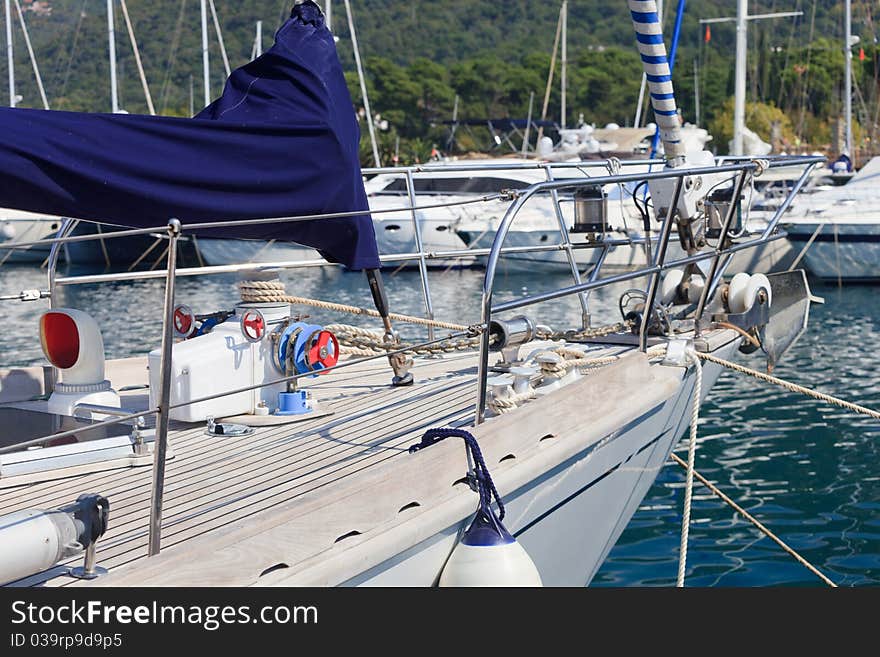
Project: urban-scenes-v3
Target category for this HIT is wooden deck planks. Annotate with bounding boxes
[0,351,486,586]
[0,343,642,587]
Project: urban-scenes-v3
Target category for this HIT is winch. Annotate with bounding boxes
[272,320,339,416]
[149,296,339,424]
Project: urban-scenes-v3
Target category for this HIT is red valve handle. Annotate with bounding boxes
[242,312,265,341]
[306,330,339,373]
[173,305,194,336]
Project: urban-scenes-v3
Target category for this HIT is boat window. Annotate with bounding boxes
[379,177,530,195]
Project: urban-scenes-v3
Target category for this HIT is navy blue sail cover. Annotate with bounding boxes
[0,1,379,270]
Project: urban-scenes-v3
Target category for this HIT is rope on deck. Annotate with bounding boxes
[327,324,484,357]
[239,279,470,331]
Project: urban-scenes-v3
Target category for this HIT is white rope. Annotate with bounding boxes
[488,390,537,415]
[677,348,702,588]
[696,352,880,420]
[668,452,837,587]
[537,344,667,378]
[326,323,484,357]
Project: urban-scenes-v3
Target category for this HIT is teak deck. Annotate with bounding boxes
[0,333,710,587]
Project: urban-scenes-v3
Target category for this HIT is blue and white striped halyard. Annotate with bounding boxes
[628,0,686,160]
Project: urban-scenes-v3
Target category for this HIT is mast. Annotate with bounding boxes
[255,20,263,57]
[12,0,47,109]
[119,0,155,115]
[325,0,331,31]
[5,0,14,107]
[561,0,567,129]
[208,0,230,78]
[343,0,380,167]
[732,0,747,155]
[522,90,535,156]
[200,0,210,108]
[844,0,853,157]
[701,7,801,156]
[107,0,119,113]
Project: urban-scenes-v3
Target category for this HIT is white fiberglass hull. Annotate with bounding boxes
[343,342,735,587]
[195,220,473,270]
[0,212,61,264]
[195,237,322,267]
[784,222,880,282]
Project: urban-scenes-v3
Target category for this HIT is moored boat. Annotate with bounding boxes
[0,1,822,588]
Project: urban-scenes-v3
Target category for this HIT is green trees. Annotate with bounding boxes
[0,1,873,162]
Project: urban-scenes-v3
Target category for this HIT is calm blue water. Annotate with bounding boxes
[1,263,877,587]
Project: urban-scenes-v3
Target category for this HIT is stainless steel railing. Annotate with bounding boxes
[0,154,823,557]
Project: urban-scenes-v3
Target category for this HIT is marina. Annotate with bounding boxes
[0,0,878,592]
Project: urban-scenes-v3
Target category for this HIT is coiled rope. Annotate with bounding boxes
[488,389,537,415]
[677,349,702,588]
[536,343,667,379]
[695,352,880,420]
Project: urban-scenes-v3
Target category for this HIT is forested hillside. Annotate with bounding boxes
[1,1,872,162]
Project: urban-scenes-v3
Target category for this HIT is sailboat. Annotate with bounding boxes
[0,1,818,588]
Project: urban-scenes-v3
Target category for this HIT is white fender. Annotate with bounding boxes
[439,512,542,587]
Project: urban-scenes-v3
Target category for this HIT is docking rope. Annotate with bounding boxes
[669,453,837,587]
[488,389,537,415]
[677,349,702,588]
[537,343,667,379]
[238,280,469,331]
[326,323,483,357]
[695,352,880,420]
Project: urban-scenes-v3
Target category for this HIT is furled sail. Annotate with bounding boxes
[0,1,379,270]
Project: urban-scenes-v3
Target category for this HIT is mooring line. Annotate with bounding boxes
[695,352,880,420]
[669,452,837,587]
[676,350,703,587]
